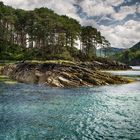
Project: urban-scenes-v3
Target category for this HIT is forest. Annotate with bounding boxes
[0,1,110,61]
[114,42,140,65]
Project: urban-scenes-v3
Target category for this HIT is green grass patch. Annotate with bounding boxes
[28,60,76,65]
[0,60,76,65]
[0,75,17,84]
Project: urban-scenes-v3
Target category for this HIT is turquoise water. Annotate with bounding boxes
[0,67,140,140]
[104,66,140,77]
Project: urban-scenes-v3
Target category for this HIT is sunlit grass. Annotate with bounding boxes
[28,60,76,65]
[0,66,3,69]
[0,75,17,84]
[0,60,76,65]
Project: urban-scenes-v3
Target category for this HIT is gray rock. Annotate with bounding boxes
[1,62,131,87]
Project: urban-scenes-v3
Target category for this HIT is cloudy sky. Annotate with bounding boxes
[2,0,140,48]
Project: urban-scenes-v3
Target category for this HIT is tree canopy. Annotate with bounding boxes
[0,1,110,61]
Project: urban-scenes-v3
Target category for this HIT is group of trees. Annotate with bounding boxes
[0,1,110,61]
[114,42,140,65]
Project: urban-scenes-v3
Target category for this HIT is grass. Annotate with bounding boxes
[0,75,17,84]
[0,60,17,65]
[28,60,76,65]
[0,60,76,65]
[0,65,3,69]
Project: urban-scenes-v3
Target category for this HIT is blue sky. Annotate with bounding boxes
[2,0,140,48]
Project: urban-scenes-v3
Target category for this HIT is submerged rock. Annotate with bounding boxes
[0,62,132,87]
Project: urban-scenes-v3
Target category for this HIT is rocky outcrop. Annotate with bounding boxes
[77,59,131,70]
[0,62,131,87]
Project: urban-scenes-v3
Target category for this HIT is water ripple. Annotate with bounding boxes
[0,71,140,139]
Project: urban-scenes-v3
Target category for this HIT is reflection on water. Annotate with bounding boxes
[131,66,140,70]
[0,67,140,140]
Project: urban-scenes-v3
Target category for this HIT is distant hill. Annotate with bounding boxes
[96,47,125,57]
[114,42,140,65]
[130,42,140,52]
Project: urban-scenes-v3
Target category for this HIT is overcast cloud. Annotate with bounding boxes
[2,0,140,48]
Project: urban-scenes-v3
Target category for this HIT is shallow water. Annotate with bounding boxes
[105,66,140,79]
[0,67,140,140]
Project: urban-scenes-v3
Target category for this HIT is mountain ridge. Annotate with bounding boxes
[114,42,140,66]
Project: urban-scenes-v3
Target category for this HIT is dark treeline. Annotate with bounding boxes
[114,42,140,65]
[0,1,110,61]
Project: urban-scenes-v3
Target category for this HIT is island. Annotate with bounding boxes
[0,2,133,87]
[0,60,132,87]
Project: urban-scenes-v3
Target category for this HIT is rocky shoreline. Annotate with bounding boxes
[77,60,131,71]
[0,62,132,87]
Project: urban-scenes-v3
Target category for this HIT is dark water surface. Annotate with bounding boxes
[0,67,140,140]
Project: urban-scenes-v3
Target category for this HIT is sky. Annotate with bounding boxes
[2,0,140,48]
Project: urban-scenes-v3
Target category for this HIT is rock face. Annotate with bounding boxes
[1,62,131,87]
[78,59,131,70]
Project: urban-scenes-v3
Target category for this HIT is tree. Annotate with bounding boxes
[0,2,110,61]
[81,26,97,60]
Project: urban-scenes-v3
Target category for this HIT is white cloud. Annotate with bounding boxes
[100,20,140,48]
[106,0,124,6]
[3,0,77,15]
[1,0,139,49]
[79,0,124,17]
[79,0,115,17]
[3,0,39,10]
[112,5,139,20]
